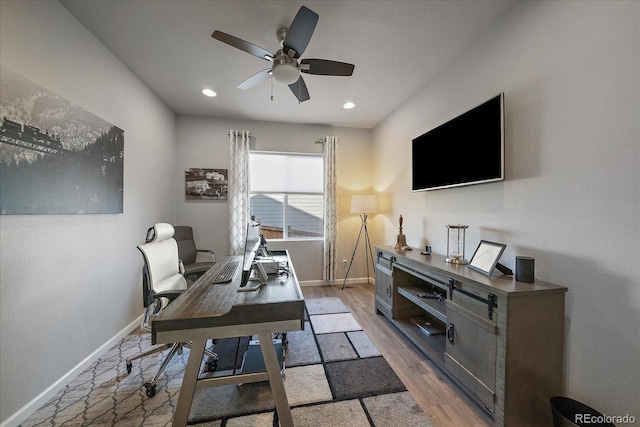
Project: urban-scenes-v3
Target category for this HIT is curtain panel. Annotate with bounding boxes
[322,136,339,283]
[229,130,251,255]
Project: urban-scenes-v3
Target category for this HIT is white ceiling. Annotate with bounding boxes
[60,0,516,129]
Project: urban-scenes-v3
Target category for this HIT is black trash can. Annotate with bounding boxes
[550,396,615,427]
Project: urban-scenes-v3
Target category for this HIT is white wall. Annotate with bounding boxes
[3,1,636,424]
[0,1,177,424]
[174,115,374,283]
[372,0,639,417]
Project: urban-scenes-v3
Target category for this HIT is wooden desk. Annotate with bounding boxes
[152,251,304,427]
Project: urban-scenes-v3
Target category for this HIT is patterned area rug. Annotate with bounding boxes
[20,297,434,427]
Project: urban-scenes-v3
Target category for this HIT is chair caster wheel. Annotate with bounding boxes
[126,362,132,374]
[206,359,218,372]
[144,382,156,398]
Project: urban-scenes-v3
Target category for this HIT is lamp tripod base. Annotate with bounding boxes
[342,215,375,290]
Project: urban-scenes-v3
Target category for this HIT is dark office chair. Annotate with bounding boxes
[173,225,216,282]
[126,223,218,398]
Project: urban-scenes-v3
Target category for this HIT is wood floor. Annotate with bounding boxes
[302,283,493,427]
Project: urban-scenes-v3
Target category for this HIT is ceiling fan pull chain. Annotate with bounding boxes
[271,76,274,101]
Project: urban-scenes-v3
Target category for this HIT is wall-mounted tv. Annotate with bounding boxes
[412,93,504,192]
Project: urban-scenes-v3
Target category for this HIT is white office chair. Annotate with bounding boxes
[126,223,217,398]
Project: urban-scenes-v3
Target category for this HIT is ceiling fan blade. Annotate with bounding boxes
[288,76,310,102]
[300,59,355,76]
[283,6,318,59]
[212,30,274,61]
[237,69,272,90]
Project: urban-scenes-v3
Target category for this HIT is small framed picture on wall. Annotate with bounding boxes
[185,168,228,200]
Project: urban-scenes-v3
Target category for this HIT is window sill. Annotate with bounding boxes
[266,237,323,243]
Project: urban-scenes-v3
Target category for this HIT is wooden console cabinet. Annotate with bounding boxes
[375,246,567,427]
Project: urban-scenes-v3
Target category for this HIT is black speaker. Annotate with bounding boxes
[515,256,535,283]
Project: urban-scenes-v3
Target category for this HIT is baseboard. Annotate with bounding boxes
[300,279,330,286]
[300,277,374,287]
[341,276,375,286]
[0,314,144,427]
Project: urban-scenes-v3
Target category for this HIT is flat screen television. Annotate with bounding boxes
[412,93,504,192]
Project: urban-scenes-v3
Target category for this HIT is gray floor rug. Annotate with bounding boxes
[304,296,349,315]
[324,357,406,400]
[19,297,434,427]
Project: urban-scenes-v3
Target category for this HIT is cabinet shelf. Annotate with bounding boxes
[392,317,446,363]
[397,285,447,323]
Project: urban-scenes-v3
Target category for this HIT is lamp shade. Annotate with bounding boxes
[350,195,378,214]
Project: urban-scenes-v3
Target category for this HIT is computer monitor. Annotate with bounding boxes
[239,220,264,289]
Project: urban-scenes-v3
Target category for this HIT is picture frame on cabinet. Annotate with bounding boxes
[468,240,506,276]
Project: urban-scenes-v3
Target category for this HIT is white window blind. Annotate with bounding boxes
[249,151,323,193]
[249,151,324,240]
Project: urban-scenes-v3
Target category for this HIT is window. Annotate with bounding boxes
[249,151,323,240]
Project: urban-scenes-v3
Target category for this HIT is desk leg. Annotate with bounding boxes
[257,332,293,427]
[172,338,207,427]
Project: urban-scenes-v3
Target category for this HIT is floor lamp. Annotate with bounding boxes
[342,195,378,289]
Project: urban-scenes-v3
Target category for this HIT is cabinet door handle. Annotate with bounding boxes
[447,323,455,344]
[387,284,392,297]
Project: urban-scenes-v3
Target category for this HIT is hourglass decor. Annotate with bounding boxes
[446,225,468,264]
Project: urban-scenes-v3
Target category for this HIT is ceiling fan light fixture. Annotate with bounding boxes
[272,63,300,84]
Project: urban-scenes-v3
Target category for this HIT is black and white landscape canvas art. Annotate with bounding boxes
[0,67,124,214]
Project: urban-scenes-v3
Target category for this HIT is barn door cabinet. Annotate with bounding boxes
[374,251,393,318]
[375,246,567,427]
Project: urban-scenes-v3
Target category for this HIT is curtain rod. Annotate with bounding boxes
[316,136,339,144]
[227,131,253,137]
[227,132,325,141]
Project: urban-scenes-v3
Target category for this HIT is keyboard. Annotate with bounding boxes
[211,262,239,284]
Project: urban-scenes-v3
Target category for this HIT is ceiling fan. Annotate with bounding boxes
[212,5,355,103]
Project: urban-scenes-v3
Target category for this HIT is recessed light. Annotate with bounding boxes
[343,101,355,109]
[202,88,217,97]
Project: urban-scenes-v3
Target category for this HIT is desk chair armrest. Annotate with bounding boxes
[154,290,183,303]
[195,249,216,263]
[143,290,184,330]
